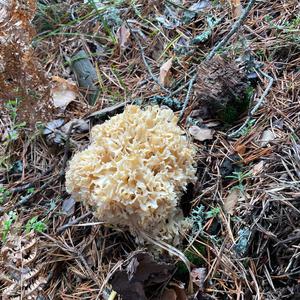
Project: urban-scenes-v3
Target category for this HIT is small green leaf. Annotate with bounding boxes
[25,216,47,233]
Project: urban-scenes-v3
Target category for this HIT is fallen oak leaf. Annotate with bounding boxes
[189,125,214,141]
[159,58,173,87]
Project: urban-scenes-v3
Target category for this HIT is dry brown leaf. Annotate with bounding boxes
[161,288,177,300]
[189,125,214,141]
[117,23,130,48]
[51,76,78,109]
[224,188,241,215]
[159,58,173,86]
[111,252,174,300]
[173,285,188,300]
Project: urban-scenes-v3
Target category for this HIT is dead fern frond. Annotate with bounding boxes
[0,0,52,127]
[20,237,37,254]
[23,277,47,297]
[0,230,46,299]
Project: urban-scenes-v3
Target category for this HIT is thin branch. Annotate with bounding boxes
[174,0,256,115]
[126,22,170,93]
[85,100,130,119]
[56,212,93,234]
[250,71,274,116]
[206,0,256,61]
[178,73,197,122]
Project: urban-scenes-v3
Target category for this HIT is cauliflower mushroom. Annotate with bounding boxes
[65,105,196,241]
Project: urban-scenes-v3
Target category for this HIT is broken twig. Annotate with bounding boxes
[85,100,130,119]
[56,212,93,234]
[127,23,170,94]
[179,73,197,122]
[206,0,256,61]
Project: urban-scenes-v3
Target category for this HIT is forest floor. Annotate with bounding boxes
[0,0,299,299]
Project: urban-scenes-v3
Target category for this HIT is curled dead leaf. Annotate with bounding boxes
[224,188,241,215]
[117,23,130,48]
[51,76,78,110]
[189,125,214,141]
[159,58,173,87]
[111,252,174,300]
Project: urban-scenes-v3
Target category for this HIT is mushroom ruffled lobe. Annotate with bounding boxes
[66,105,196,242]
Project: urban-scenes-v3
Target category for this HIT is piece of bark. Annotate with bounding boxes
[194,56,248,121]
[71,50,99,105]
